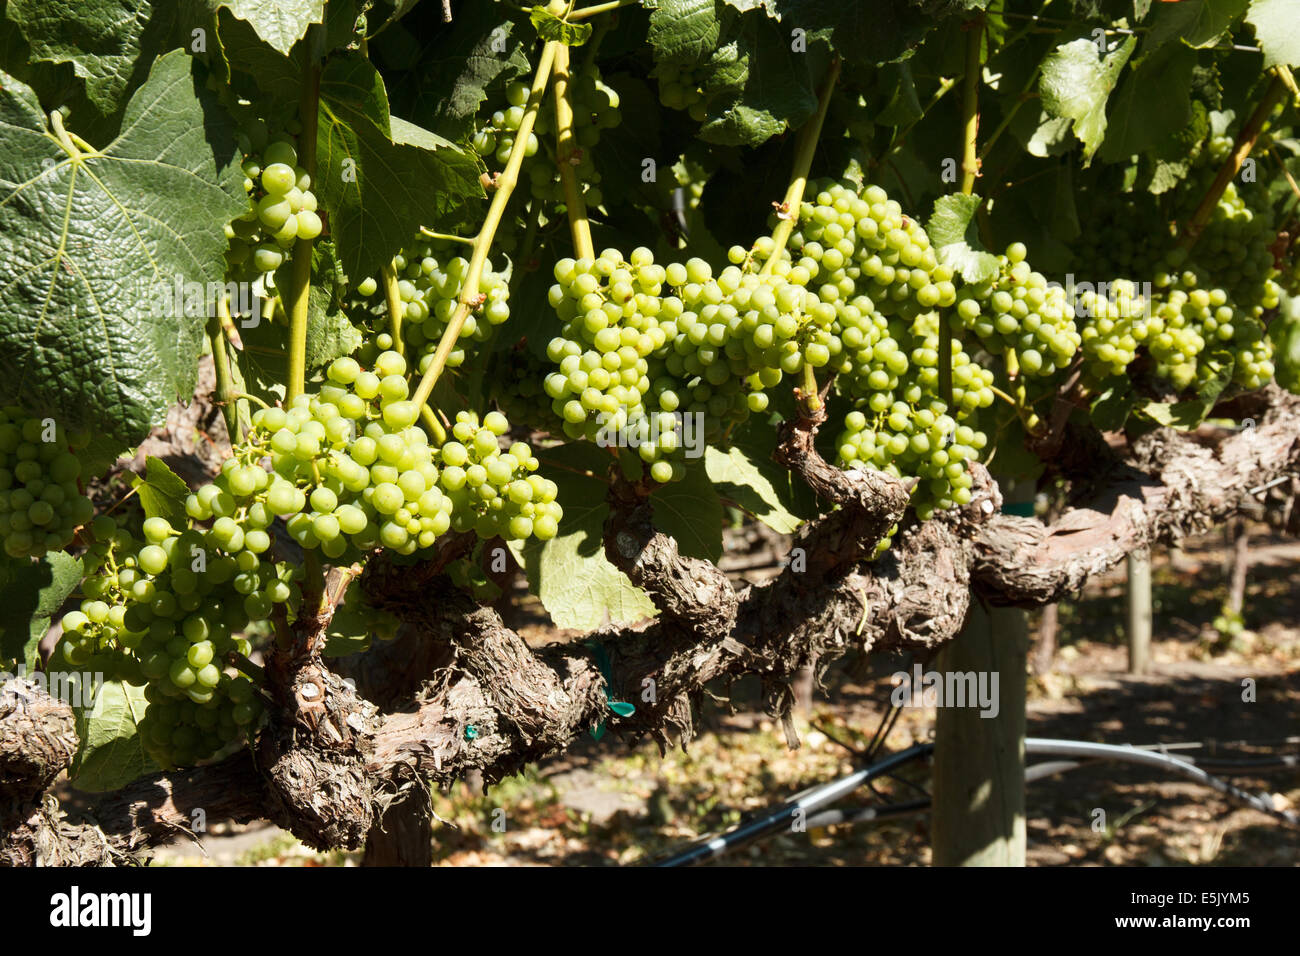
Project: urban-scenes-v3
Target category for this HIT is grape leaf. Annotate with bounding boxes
[400,2,532,142]
[705,445,803,533]
[649,457,723,561]
[1038,35,1136,161]
[1089,380,1133,433]
[1099,43,1196,161]
[530,6,593,46]
[132,456,191,527]
[648,0,723,63]
[0,50,247,453]
[1146,0,1249,52]
[215,0,324,56]
[0,551,82,670]
[315,52,484,279]
[1246,0,1300,67]
[510,443,656,632]
[70,679,158,792]
[3,0,152,115]
[698,10,820,147]
[768,0,939,66]
[927,193,999,283]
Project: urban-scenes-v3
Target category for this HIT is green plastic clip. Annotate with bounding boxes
[586,641,635,740]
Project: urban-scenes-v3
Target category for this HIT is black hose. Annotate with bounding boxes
[650,737,1299,866]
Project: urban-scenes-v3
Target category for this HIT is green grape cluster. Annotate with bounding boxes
[835,310,989,521]
[0,409,93,558]
[352,240,511,371]
[837,403,985,519]
[139,675,262,769]
[488,347,568,435]
[471,81,541,167]
[471,67,621,245]
[1151,276,1275,390]
[653,60,709,121]
[788,182,959,319]
[220,351,453,559]
[324,586,400,657]
[952,242,1081,376]
[545,248,800,483]
[1181,183,1281,311]
[438,411,561,541]
[1077,279,1154,380]
[57,514,278,768]
[225,136,321,280]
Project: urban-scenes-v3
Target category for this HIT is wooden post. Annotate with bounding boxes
[931,598,1029,866]
[1126,549,1152,675]
[1225,519,1249,617]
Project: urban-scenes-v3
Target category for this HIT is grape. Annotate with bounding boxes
[951,244,1080,377]
[437,411,561,541]
[0,408,92,558]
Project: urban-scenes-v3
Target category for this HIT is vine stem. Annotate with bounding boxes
[419,404,447,444]
[285,49,322,403]
[209,297,241,440]
[800,363,821,414]
[418,228,476,247]
[411,39,560,411]
[569,0,640,20]
[381,260,405,356]
[959,15,983,195]
[554,42,595,260]
[1181,72,1289,249]
[942,15,985,413]
[760,57,842,276]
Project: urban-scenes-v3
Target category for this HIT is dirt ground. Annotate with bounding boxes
[145,524,1300,867]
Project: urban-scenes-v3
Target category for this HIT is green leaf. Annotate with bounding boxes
[530,6,593,45]
[510,444,656,631]
[0,551,82,669]
[401,3,532,142]
[0,51,247,452]
[648,0,723,63]
[1147,0,1249,52]
[131,456,191,526]
[1038,35,1136,161]
[1246,0,1300,67]
[697,10,820,147]
[648,458,723,561]
[70,679,158,792]
[315,53,484,279]
[927,193,999,283]
[1099,44,1196,161]
[768,0,940,66]
[705,445,803,533]
[216,0,324,55]
[3,0,151,114]
[1088,379,1133,432]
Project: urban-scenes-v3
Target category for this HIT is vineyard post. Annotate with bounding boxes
[931,478,1030,867]
[1126,549,1152,675]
